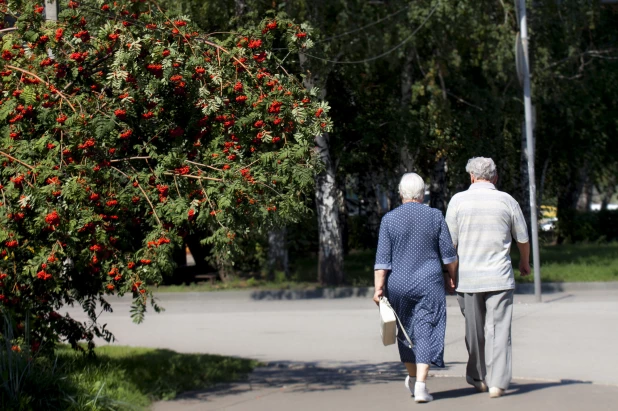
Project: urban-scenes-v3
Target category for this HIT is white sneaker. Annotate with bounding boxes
[404,375,415,396]
[489,387,505,398]
[414,381,434,403]
[466,375,488,392]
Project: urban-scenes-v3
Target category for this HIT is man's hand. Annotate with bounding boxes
[444,260,458,295]
[373,288,384,306]
[519,260,531,276]
[517,241,531,277]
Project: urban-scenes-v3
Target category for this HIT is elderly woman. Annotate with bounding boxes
[373,173,458,403]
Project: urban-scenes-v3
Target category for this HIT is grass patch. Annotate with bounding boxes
[3,345,256,410]
[158,279,317,293]
[511,242,618,283]
[158,243,618,292]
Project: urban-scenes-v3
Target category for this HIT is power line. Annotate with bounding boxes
[303,4,439,65]
[313,5,410,45]
[42,2,437,68]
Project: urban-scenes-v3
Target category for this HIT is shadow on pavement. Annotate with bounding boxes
[515,283,565,294]
[176,360,463,401]
[174,360,599,405]
[508,379,592,396]
[432,378,593,400]
[249,283,601,300]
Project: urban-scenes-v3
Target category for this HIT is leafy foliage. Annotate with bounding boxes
[0,0,330,351]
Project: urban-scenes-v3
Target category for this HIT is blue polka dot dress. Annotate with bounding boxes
[374,202,457,367]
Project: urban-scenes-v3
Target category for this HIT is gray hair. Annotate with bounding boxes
[465,157,497,181]
[398,173,425,201]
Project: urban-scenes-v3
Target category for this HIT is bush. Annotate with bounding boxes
[0,313,74,410]
[1,0,329,351]
[1,309,256,410]
[557,210,618,242]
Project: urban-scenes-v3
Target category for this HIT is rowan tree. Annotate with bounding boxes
[0,0,331,351]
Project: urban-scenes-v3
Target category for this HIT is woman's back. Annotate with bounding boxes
[376,202,453,290]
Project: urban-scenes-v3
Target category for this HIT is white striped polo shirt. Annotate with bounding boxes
[445,182,529,293]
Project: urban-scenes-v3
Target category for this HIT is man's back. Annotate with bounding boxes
[445,182,528,293]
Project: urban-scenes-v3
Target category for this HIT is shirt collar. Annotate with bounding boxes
[468,182,496,190]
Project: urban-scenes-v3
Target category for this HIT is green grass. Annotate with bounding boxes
[158,278,318,293]
[157,243,618,292]
[2,345,257,410]
[62,345,256,408]
[511,242,618,283]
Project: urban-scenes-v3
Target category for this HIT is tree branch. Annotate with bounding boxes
[111,166,162,227]
[6,65,78,113]
[162,172,223,182]
[446,91,484,111]
[185,160,223,173]
[0,151,35,170]
[109,156,152,163]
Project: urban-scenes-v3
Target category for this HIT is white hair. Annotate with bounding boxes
[465,157,497,181]
[398,173,425,201]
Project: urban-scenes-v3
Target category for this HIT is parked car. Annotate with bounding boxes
[540,217,558,232]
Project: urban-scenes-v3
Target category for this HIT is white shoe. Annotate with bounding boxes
[404,375,415,396]
[414,381,434,403]
[466,375,488,392]
[489,387,505,398]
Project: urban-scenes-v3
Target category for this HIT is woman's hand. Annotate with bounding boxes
[374,269,388,305]
[373,288,384,306]
[444,276,456,295]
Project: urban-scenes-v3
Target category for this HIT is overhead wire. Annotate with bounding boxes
[52,2,438,68]
[302,3,439,65]
[312,5,411,45]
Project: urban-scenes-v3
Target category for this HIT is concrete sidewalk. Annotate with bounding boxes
[64,288,618,410]
[153,371,618,411]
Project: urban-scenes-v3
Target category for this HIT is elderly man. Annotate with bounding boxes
[445,157,530,398]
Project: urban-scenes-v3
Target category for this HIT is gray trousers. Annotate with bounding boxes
[457,290,513,389]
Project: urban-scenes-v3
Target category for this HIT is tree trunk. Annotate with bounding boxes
[538,148,551,219]
[387,172,401,211]
[314,131,344,285]
[429,156,447,214]
[399,48,416,174]
[360,173,381,244]
[584,181,593,212]
[216,257,234,283]
[601,174,616,210]
[337,180,350,255]
[234,0,247,18]
[557,165,588,244]
[267,228,289,280]
[183,233,218,282]
[576,168,592,212]
[299,52,344,286]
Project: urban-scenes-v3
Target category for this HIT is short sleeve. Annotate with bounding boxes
[437,212,458,264]
[511,200,530,243]
[374,215,392,270]
[445,198,459,247]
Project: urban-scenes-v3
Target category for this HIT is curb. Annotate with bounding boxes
[514,281,618,294]
[152,282,618,301]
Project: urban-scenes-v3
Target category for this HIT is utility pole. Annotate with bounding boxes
[516,0,542,302]
[45,1,58,21]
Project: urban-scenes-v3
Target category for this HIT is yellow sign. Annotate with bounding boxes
[540,205,557,218]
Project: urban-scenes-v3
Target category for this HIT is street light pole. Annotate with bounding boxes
[517,0,542,302]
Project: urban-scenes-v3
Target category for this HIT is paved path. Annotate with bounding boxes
[65,289,618,409]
